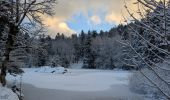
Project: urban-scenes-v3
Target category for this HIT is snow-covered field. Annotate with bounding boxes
[7,67,131,92]
[5,67,145,100]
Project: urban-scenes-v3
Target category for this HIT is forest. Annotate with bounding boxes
[20,26,134,70]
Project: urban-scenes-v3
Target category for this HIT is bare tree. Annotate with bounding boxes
[120,0,170,99]
[0,0,56,86]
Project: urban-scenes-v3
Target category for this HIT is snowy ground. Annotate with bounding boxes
[6,68,144,100]
[0,84,19,100]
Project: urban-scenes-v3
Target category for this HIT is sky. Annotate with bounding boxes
[43,0,138,37]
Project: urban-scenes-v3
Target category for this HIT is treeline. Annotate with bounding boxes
[18,25,136,70]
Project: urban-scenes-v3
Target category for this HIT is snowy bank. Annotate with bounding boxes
[0,84,19,100]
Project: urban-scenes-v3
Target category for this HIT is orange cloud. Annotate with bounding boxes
[43,16,75,37]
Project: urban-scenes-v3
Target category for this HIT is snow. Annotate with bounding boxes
[0,85,19,100]
[34,66,67,74]
[70,63,83,69]
[6,68,132,92]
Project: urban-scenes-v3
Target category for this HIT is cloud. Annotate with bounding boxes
[105,13,122,25]
[58,22,75,33]
[43,16,75,37]
[43,0,140,37]
[90,15,101,25]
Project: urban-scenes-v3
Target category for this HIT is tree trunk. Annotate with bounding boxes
[0,23,18,86]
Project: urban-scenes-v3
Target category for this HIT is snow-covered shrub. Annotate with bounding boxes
[130,67,170,100]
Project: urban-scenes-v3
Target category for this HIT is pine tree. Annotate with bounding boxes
[79,30,86,59]
[73,42,81,63]
[37,35,48,66]
[99,30,104,37]
[92,30,98,38]
[83,34,96,69]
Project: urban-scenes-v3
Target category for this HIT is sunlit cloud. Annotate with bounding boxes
[43,0,140,37]
[58,22,75,33]
[105,12,123,25]
[43,16,75,37]
[90,15,101,25]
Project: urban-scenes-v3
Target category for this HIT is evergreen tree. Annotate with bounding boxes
[92,30,97,38]
[99,30,104,37]
[79,30,86,59]
[73,42,81,63]
[37,35,48,66]
[55,33,60,40]
[83,35,96,69]
[45,35,54,55]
